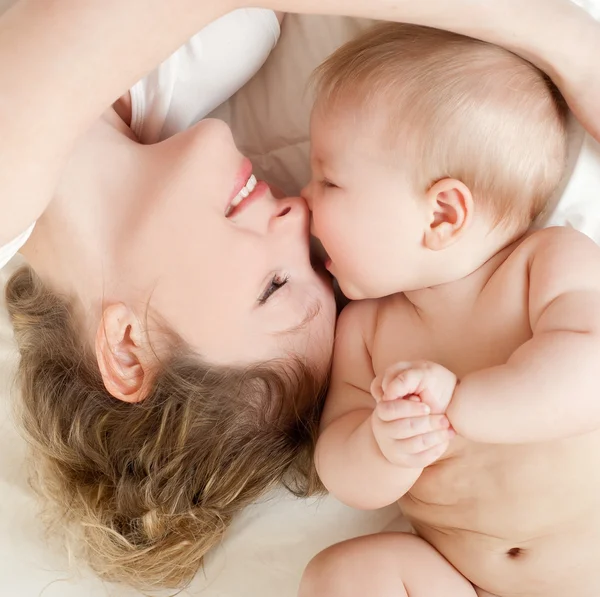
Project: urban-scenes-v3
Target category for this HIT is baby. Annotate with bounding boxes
[300,24,600,597]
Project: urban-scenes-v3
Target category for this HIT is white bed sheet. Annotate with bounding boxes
[1,2,600,597]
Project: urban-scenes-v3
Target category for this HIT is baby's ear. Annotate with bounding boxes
[423,178,473,251]
[95,303,155,403]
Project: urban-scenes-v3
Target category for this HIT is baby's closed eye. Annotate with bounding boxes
[321,178,339,189]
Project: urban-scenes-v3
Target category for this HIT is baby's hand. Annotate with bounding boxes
[372,361,458,414]
[370,361,457,468]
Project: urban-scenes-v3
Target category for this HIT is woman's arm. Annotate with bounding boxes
[255,0,600,141]
[1,0,598,245]
[0,0,237,245]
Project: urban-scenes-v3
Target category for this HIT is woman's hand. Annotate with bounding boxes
[551,24,600,142]
[482,0,600,143]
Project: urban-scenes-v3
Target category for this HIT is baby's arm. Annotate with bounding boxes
[316,302,450,509]
[448,227,600,444]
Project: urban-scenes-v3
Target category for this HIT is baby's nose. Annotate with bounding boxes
[300,182,314,210]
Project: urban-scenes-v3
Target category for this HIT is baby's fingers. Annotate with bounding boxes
[382,369,424,402]
[371,362,413,401]
[396,428,455,455]
[376,398,430,422]
[379,414,450,439]
[399,442,450,469]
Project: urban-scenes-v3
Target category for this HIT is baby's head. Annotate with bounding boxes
[6,266,326,589]
[303,23,569,300]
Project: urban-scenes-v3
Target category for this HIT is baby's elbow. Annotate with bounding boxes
[315,454,389,511]
[339,492,399,511]
[318,466,402,511]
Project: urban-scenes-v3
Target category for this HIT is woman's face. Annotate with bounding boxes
[124,119,336,371]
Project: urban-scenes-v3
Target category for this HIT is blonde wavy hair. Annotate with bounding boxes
[6,266,327,590]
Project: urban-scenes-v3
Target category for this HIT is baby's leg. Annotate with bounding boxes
[298,532,476,597]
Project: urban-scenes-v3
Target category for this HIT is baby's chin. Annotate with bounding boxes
[332,277,351,312]
[319,254,387,302]
[335,277,369,302]
[337,274,406,303]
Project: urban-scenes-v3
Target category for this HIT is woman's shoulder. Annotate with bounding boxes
[129,8,281,144]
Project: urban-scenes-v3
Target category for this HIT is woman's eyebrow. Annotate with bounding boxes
[276,299,322,337]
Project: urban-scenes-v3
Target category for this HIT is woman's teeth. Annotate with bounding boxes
[227,174,257,215]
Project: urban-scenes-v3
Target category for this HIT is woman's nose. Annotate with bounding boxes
[270,196,309,235]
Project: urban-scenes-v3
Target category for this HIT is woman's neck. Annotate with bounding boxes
[20,109,143,332]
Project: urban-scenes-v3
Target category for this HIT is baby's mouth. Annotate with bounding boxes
[309,236,331,272]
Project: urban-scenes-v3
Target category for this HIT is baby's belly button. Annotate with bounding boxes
[420,528,544,594]
[454,550,532,595]
[438,534,529,563]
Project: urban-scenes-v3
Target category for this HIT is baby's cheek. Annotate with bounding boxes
[334,252,371,299]
[321,213,352,253]
[311,213,336,253]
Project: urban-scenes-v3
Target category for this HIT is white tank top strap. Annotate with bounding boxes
[0,222,35,270]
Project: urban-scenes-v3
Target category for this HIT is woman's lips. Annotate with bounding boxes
[226,179,269,218]
[226,157,253,212]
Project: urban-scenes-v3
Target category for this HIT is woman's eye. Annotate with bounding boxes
[258,274,289,305]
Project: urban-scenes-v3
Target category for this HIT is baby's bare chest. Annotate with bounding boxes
[370,267,531,379]
[367,257,600,593]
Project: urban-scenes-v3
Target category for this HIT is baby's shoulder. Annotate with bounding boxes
[335,297,403,358]
[518,226,593,257]
[336,298,381,344]
[509,226,600,282]
[493,226,592,281]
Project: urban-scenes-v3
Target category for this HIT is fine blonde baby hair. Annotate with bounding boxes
[313,23,569,230]
[6,266,326,590]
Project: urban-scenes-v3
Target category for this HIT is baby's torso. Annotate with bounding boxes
[368,236,600,597]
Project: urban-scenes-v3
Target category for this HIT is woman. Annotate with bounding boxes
[0,0,598,590]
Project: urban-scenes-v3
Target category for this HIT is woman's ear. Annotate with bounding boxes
[424,178,473,251]
[95,303,153,403]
